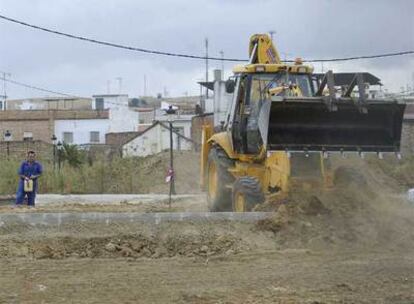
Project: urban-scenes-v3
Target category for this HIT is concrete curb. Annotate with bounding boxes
[0,212,272,227]
[36,194,204,205]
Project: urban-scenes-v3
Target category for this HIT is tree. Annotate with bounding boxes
[61,143,85,168]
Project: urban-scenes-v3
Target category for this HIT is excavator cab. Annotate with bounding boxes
[229,71,316,155]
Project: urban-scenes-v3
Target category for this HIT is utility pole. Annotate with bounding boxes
[4,130,12,160]
[166,105,177,208]
[0,71,11,108]
[143,75,147,96]
[205,38,209,98]
[106,80,111,94]
[219,50,224,76]
[116,77,123,94]
[51,135,57,170]
[169,120,176,195]
[57,141,63,171]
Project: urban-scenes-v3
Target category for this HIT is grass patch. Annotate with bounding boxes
[0,151,200,195]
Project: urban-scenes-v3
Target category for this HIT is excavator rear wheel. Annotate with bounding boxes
[232,177,265,212]
[206,147,234,211]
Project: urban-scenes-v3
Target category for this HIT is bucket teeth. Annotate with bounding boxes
[395,152,402,160]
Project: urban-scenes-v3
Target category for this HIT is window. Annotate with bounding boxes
[63,132,73,144]
[23,132,33,141]
[173,127,184,135]
[90,131,100,143]
[95,98,104,110]
[174,127,185,151]
[0,101,3,110]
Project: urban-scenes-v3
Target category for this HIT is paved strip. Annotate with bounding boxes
[0,212,272,226]
[36,194,204,205]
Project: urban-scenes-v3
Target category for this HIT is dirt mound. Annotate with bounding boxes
[136,151,201,194]
[257,157,414,251]
[0,222,250,260]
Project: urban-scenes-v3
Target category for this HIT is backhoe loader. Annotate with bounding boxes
[200,34,405,212]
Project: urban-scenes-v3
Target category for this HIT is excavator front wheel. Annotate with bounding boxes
[207,161,218,203]
[206,147,233,211]
[232,177,265,212]
[233,191,247,212]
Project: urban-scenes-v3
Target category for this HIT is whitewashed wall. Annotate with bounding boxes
[55,119,109,145]
[92,95,139,132]
[122,123,192,157]
[156,114,193,138]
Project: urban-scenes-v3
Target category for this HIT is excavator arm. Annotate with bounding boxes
[249,34,281,64]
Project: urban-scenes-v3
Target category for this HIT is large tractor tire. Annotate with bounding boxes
[232,177,265,212]
[206,147,234,211]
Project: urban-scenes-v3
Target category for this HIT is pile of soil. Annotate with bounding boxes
[0,233,244,260]
[0,221,257,260]
[134,150,201,194]
[257,156,414,251]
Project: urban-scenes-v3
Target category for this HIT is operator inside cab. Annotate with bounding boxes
[244,72,313,154]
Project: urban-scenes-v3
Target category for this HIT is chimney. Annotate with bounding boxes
[214,69,222,82]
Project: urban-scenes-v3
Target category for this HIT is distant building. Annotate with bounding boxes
[0,110,108,144]
[6,97,92,110]
[198,69,233,127]
[135,107,155,131]
[122,121,193,157]
[1,94,140,146]
[92,94,139,133]
[54,94,140,145]
[156,112,193,142]
[129,97,148,107]
[55,117,109,145]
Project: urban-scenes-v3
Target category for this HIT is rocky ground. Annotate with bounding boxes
[0,156,413,303]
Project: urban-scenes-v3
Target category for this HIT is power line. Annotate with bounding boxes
[311,51,414,62]
[0,14,242,62]
[1,77,78,97]
[1,76,149,109]
[0,14,413,63]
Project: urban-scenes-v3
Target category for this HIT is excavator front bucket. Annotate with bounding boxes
[261,97,406,153]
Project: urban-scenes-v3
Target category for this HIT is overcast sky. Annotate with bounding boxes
[0,0,413,99]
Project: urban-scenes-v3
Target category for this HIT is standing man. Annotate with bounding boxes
[15,151,43,207]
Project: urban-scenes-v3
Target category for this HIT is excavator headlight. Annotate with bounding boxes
[297,67,307,73]
[255,65,266,72]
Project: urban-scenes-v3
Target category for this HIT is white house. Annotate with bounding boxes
[55,94,140,145]
[92,94,139,133]
[55,118,109,145]
[155,111,193,139]
[122,121,193,157]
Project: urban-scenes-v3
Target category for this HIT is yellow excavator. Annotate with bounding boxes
[200,33,406,212]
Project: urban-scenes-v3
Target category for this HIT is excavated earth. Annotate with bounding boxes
[0,157,413,303]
